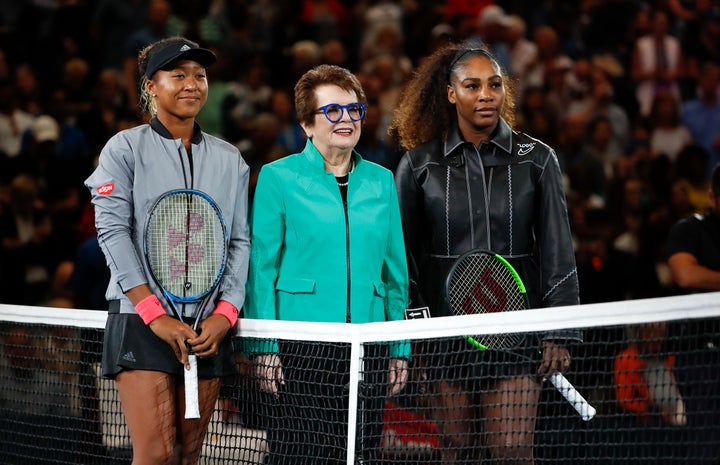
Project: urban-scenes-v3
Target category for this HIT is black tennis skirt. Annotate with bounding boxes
[101,312,238,379]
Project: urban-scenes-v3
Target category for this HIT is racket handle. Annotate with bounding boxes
[184,354,201,419]
[548,372,596,421]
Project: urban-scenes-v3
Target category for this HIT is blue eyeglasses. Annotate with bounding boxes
[314,103,367,123]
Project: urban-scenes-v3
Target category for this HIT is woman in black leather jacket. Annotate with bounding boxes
[390,42,580,464]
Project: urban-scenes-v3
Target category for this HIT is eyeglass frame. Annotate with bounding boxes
[314,102,367,123]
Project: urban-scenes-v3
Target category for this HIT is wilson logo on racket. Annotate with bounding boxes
[97,183,114,195]
[461,267,507,313]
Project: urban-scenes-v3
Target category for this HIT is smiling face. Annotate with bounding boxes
[146,59,208,122]
[447,55,505,144]
[300,84,362,158]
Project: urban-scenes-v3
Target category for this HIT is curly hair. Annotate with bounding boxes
[388,41,517,150]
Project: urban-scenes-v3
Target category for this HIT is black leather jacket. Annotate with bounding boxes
[395,118,581,342]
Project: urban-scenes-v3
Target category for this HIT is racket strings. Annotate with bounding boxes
[146,193,226,299]
[447,254,526,350]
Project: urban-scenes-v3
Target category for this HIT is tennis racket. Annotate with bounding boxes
[444,249,596,421]
[144,189,229,419]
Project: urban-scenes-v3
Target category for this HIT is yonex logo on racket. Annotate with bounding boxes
[97,183,114,195]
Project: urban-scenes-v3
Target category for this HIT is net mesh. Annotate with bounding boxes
[1,293,719,465]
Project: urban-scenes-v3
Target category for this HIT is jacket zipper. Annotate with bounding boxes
[343,194,351,323]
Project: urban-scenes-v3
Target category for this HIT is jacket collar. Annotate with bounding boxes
[150,117,204,145]
[301,138,361,174]
[443,117,513,157]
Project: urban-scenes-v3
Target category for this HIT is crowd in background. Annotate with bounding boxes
[0,0,719,310]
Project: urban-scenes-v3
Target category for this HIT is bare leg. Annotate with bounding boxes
[116,370,177,465]
[481,375,541,465]
[177,377,222,465]
[428,379,480,464]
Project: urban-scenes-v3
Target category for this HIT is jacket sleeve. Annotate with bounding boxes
[244,165,283,354]
[394,152,428,310]
[536,148,582,342]
[84,135,147,294]
[218,155,251,312]
[382,170,411,359]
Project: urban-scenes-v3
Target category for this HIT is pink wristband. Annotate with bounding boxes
[135,294,167,325]
[213,300,239,327]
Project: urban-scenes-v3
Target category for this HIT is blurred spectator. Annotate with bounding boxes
[556,111,608,208]
[0,174,53,305]
[56,57,94,126]
[90,0,152,71]
[614,322,685,426]
[269,88,306,155]
[586,114,624,182]
[525,24,570,91]
[672,1,720,96]
[321,38,349,68]
[505,14,538,95]
[67,233,110,311]
[0,76,35,167]
[222,60,273,146]
[470,4,513,74]
[76,68,132,156]
[569,63,630,161]
[648,90,692,162]
[517,84,559,148]
[680,60,720,180]
[665,162,720,464]
[355,102,397,171]
[239,112,288,201]
[297,0,352,45]
[122,0,182,115]
[14,63,43,116]
[671,144,713,214]
[631,8,683,118]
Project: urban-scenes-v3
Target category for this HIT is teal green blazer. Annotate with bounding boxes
[244,140,409,358]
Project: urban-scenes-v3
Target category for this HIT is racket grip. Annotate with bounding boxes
[184,354,201,419]
[548,372,596,421]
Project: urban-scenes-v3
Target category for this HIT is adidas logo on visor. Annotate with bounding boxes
[180,44,191,51]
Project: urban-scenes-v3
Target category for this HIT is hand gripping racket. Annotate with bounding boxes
[145,189,229,419]
[444,249,596,421]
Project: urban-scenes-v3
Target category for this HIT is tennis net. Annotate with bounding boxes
[1,292,719,464]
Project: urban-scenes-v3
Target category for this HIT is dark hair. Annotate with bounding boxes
[712,163,720,198]
[136,36,213,115]
[388,40,516,150]
[294,64,367,127]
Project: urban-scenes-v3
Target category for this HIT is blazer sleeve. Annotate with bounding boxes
[382,170,411,359]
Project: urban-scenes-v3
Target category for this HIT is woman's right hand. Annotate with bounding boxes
[148,315,198,368]
[254,353,285,398]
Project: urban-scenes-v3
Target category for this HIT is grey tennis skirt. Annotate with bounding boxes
[101,310,238,380]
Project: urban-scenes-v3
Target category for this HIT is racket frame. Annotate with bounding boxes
[143,188,229,419]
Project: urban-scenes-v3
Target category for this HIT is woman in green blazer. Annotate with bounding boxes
[244,64,409,465]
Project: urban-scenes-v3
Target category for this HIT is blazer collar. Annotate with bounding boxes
[301,138,360,173]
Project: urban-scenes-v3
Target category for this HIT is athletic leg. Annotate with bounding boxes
[116,370,177,465]
[177,377,222,465]
[481,375,541,464]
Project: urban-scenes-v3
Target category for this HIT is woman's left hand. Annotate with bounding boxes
[187,314,231,358]
[537,340,571,380]
[387,358,409,396]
